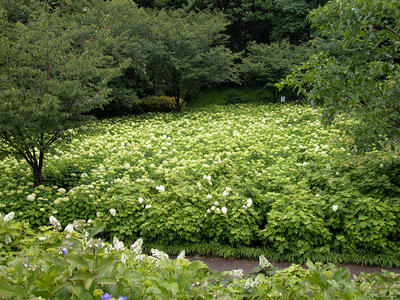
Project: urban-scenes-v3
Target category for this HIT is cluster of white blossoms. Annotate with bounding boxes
[49,216,61,231]
[203,175,212,185]
[222,187,232,197]
[3,212,14,222]
[177,250,186,259]
[156,185,165,193]
[151,248,169,260]
[242,198,253,209]
[110,208,117,216]
[206,202,228,215]
[259,255,272,269]
[130,238,143,254]
[227,269,243,278]
[26,193,36,201]
[113,237,125,251]
[244,275,263,289]
[332,204,339,212]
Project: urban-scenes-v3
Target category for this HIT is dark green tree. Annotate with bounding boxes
[0,5,126,186]
[278,0,400,150]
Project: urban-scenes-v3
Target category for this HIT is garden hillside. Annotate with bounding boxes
[1,103,400,266]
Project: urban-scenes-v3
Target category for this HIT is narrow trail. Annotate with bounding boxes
[187,256,400,278]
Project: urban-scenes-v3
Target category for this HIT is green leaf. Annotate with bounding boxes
[72,286,93,300]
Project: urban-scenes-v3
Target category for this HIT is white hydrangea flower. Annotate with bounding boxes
[259,255,272,269]
[138,197,144,204]
[64,224,75,233]
[130,238,143,254]
[3,212,14,222]
[121,253,128,264]
[221,207,227,214]
[110,208,116,216]
[156,185,165,192]
[247,198,253,208]
[332,205,339,212]
[58,188,66,194]
[123,163,131,169]
[134,254,146,261]
[244,276,263,289]
[49,216,61,231]
[151,248,169,260]
[227,269,243,278]
[26,193,36,201]
[206,194,212,199]
[177,250,186,259]
[145,204,152,209]
[113,237,125,251]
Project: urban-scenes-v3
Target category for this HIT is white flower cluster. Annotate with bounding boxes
[151,248,169,260]
[177,250,186,259]
[130,238,143,254]
[156,185,165,193]
[259,255,272,269]
[244,275,263,289]
[110,208,116,216]
[206,202,228,215]
[242,198,253,209]
[203,175,212,185]
[222,187,232,197]
[49,216,61,231]
[3,212,14,222]
[113,237,125,251]
[227,269,243,278]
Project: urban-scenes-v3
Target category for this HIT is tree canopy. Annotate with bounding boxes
[279,0,400,151]
[0,3,127,185]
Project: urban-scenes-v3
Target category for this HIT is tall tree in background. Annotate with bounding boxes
[0,4,127,186]
[279,0,400,151]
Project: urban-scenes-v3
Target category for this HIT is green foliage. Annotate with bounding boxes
[278,0,400,151]
[240,40,314,87]
[0,219,400,299]
[1,104,400,263]
[0,4,127,186]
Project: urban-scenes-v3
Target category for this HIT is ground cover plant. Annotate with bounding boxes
[1,215,400,299]
[0,103,400,265]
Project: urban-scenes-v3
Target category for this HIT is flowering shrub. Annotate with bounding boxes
[0,104,399,260]
[0,218,399,299]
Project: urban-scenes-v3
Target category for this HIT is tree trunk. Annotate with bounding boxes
[33,164,43,187]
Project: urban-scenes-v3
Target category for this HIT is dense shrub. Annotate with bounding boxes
[133,96,185,113]
[1,104,399,262]
[1,217,400,299]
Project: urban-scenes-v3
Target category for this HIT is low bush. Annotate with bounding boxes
[1,216,400,299]
[1,104,399,264]
[133,96,185,113]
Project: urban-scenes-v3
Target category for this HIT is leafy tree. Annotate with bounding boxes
[0,5,126,186]
[278,0,400,150]
[240,40,313,87]
[145,8,238,109]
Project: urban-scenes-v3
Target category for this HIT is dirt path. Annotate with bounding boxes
[187,256,400,278]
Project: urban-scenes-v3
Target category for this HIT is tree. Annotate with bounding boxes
[147,8,238,108]
[0,5,126,186]
[240,40,313,87]
[278,0,400,151]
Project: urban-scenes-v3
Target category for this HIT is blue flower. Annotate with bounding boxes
[101,293,112,300]
[69,242,74,246]
[62,248,68,255]
[118,297,128,300]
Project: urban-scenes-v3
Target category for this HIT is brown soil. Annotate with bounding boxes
[187,256,400,278]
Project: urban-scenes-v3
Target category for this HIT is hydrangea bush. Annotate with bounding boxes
[0,216,399,299]
[0,104,399,259]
